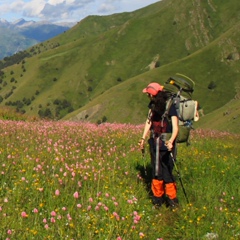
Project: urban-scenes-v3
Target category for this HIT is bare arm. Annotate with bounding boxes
[166,115,179,151]
[139,110,152,150]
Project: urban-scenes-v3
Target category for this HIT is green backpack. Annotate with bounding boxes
[163,73,199,145]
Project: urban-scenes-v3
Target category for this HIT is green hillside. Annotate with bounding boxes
[0,0,240,132]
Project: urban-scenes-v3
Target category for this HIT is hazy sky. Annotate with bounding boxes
[0,0,160,23]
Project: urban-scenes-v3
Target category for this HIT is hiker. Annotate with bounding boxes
[139,82,179,208]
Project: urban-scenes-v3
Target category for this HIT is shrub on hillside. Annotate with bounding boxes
[4,91,13,99]
[155,61,160,68]
[208,81,217,90]
[88,86,93,92]
[38,108,53,119]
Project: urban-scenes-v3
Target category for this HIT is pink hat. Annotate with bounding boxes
[142,82,164,96]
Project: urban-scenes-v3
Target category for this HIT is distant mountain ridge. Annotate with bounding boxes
[0,18,76,59]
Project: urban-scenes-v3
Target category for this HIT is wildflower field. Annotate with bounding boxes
[0,120,239,240]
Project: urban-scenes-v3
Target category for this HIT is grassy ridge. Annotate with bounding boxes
[0,121,239,239]
[0,0,240,132]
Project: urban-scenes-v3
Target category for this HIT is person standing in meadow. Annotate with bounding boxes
[139,82,179,209]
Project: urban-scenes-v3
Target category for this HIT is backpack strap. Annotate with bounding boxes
[161,97,174,127]
[173,92,181,119]
[161,90,182,126]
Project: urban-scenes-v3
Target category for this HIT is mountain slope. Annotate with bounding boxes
[0,19,72,59]
[16,22,70,42]
[0,27,38,58]
[0,0,240,133]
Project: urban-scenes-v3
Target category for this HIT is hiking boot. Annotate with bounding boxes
[152,196,164,208]
[166,197,179,209]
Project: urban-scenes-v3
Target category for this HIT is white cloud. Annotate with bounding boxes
[23,0,46,18]
[98,3,116,14]
[38,0,95,21]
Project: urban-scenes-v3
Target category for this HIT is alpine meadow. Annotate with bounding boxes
[0,0,239,239]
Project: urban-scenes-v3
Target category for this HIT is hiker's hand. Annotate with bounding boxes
[165,140,173,151]
[138,138,145,150]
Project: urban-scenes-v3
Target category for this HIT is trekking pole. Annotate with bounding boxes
[141,148,147,176]
[170,152,189,204]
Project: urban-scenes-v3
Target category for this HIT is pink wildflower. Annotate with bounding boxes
[21,211,28,218]
[67,213,72,221]
[87,205,92,211]
[95,206,100,211]
[55,189,60,196]
[51,211,57,217]
[73,191,79,199]
[33,208,38,213]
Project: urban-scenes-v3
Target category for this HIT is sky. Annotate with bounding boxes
[0,0,160,24]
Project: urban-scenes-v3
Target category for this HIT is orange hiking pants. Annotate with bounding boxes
[150,149,177,199]
[151,180,177,199]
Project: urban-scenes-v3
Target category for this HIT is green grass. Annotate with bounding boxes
[0,120,239,239]
[1,0,240,133]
